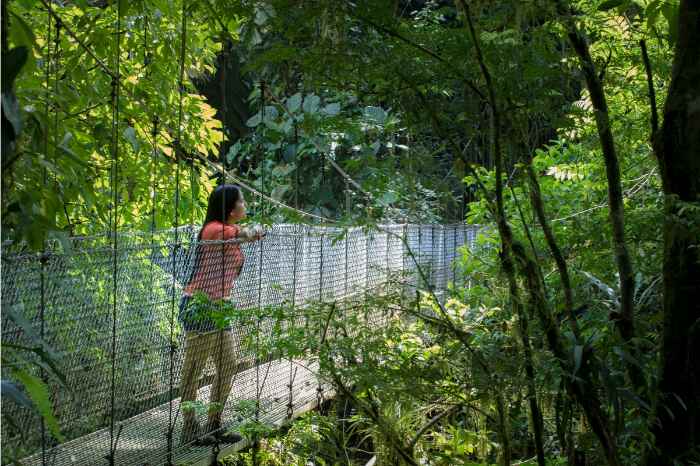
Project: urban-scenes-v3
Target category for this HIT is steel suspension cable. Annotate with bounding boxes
[52,19,61,186]
[167,1,188,462]
[39,8,53,464]
[144,7,160,438]
[107,1,123,463]
[39,0,117,80]
[316,232,325,409]
[286,223,301,420]
[294,122,299,209]
[253,80,268,461]
[259,80,266,220]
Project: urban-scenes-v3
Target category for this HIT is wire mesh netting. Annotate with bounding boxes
[1,223,479,466]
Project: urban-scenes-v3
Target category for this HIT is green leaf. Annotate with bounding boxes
[302,94,321,114]
[1,46,29,92]
[9,10,36,49]
[118,0,133,17]
[49,230,74,255]
[613,347,643,369]
[124,126,140,152]
[380,191,398,205]
[246,112,261,127]
[645,0,664,29]
[13,369,64,441]
[671,393,687,411]
[4,305,42,347]
[322,102,341,116]
[2,92,23,137]
[286,93,302,113]
[1,380,33,409]
[271,184,290,200]
[282,144,297,161]
[58,144,89,167]
[226,141,242,163]
[661,2,679,45]
[262,105,279,123]
[5,343,66,386]
[364,106,387,124]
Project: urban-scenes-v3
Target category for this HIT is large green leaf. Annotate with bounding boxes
[1,46,28,93]
[246,112,262,127]
[1,380,33,410]
[12,369,64,441]
[322,102,341,116]
[661,1,679,45]
[363,106,387,124]
[302,95,321,114]
[124,126,140,152]
[8,11,36,74]
[286,93,302,113]
[2,92,23,138]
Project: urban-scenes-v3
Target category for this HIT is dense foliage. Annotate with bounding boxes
[2,0,698,465]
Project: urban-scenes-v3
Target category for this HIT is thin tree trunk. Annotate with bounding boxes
[454,4,540,464]
[515,302,547,466]
[647,1,700,462]
[513,240,621,466]
[559,4,646,395]
[508,178,547,466]
[525,163,581,341]
[494,394,512,466]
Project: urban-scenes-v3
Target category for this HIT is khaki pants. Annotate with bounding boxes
[180,329,238,429]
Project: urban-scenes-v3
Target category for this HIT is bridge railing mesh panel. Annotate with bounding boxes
[1,223,478,466]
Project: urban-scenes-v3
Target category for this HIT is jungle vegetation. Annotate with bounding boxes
[1,0,698,465]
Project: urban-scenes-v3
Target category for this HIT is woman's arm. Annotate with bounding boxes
[237,224,266,242]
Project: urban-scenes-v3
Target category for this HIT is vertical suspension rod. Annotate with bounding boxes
[453,224,458,285]
[167,2,187,462]
[39,8,52,464]
[287,227,300,419]
[316,232,325,407]
[108,1,123,462]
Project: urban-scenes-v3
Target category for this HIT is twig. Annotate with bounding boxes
[39,0,118,80]
[639,39,658,135]
[408,405,459,448]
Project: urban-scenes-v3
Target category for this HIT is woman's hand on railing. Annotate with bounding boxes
[239,225,266,242]
[251,225,266,241]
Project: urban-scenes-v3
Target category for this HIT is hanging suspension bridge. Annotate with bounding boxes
[2,223,478,466]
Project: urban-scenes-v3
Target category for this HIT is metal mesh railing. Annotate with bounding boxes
[1,223,478,466]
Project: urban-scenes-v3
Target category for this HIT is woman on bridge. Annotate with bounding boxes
[178,184,265,445]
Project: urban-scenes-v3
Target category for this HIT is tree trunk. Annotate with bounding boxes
[561,6,645,395]
[647,1,700,462]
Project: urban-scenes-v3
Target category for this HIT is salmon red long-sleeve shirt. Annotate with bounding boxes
[183,221,244,300]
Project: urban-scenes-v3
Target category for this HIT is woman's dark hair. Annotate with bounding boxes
[185,184,242,288]
[198,184,242,240]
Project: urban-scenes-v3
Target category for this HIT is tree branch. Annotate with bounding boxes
[39,0,118,80]
[639,39,659,135]
[408,405,459,448]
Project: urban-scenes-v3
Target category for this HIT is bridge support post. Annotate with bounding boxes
[453,225,458,286]
[287,226,300,420]
[316,232,325,410]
